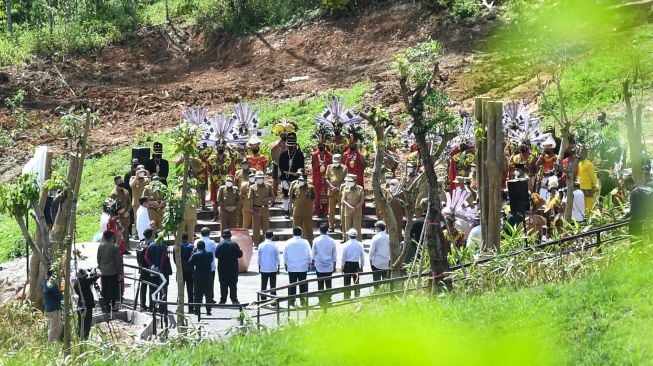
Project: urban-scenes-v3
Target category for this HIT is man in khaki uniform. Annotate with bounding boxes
[249,171,274,246]
[341,175,365,238]
[217,176,239,231]
[142,174,165,230]
[234,158,251,226]
[110,175,131,252]
[289,175,316,242]
[180,188,198,239]
[129,165,150,237]
[325,154,347,232]
[239,169,256,230]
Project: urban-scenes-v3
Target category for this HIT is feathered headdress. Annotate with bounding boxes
[202,113,239,147]
[446,112,476,151]
[503,101,550,147]
[442,188,477,223]
[272,119,298,135]
[315,96,364,130]
[232,103,265,137]
[181,107,208,127]
[102,197,120,216]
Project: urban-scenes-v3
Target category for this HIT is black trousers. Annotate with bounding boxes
[218,271,239,304]
[207,271,215,305]
[260,272,277,300]
[343,262,360,299]
[316,271,333,290]
[371,265,390,282]
[183,270,194,312]
[193,277,212,314]
[77,306,94,340]
[139,272,150,310]
[100,274,120,312]
[288,271,307,305]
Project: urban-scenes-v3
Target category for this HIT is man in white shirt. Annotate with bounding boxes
[258,230,280,300]
[283,227,312,306]
[369,221,391,282]
[571,184,585,222]
[466,217,482,251]
[312,223,337,291]
[136,196,152,240]
[195,227,217,313]
[341,228,365,299]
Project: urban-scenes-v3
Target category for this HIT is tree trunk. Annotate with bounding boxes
[63,113,90,352]
[370,125,399,264]
[174,156,190,331]
[5,0,12,36]
[564,157,577,221]
[475,98,489,250]
[392,175,420,270]
[414,133,449,277]
[624,80,644,186]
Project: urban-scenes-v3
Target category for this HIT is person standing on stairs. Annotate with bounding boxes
[249,171,274,247]
[279,132,305,219]
[130,165,150,238]
[110,175,131,254]
[180,188,198,240]
[239,169,256,230]
[326,154,347,232]
[145,141,169,186]
[311,134,332,218]
[217,176,239,231]
[341,174,364,238]
[343,141,365,188]
[214,229,243,304]
[142,174,166,230]
[234,158,251,227]
[270,120,297,202]
[289,174,316,242]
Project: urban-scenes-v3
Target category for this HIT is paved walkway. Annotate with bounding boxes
[76,236,377,338]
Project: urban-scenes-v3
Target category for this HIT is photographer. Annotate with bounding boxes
[72,268,99,340]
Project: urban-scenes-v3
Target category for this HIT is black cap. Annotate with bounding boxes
[153,142,163,154]
[221,229,232,238]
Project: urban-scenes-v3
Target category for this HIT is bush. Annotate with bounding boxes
[421,0,485,21]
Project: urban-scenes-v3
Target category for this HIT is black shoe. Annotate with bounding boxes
[218,301,226,305]
[328,227,335,233]
[206,311,211,316]
[284,211,290,219]
[123,251,132,255]
[232,300,240,305]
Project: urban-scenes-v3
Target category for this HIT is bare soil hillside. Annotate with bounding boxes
[0,2,517,180]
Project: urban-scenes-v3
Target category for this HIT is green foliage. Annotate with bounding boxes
[394,40,442,90]
[424,0,484,21]
[321,0,350,15]
[0,174,40,218]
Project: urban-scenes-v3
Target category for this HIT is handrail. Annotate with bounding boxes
[123,219,630,336]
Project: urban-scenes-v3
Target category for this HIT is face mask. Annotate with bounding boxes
[385,179,391,185]
[299,181,306,187]
[389,184,397,191]
[226,182,233,188]
[346,182,354,188]
[333,162,341,167]
[256,178,264,184]
[515,169,521,176]
[408,168,415,174]
[252,148,260,154]
[249,177,255,183]
[242,164,249,170]
[471,167,476,173]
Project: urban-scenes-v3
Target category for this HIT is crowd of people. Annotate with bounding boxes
[80,99,653,321]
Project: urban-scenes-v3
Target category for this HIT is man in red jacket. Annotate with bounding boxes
[343,142,365,188]
[311,141,332,217]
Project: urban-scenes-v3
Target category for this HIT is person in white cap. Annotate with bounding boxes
[340,174,364,238]
[341,228,365,300]
[369,221,390,282]
[249,171,274,246]
[217,175,239,231]
[247,134,268,173]
[325,154,347,232]
[288,173,316,242]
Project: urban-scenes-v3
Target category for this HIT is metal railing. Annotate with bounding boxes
[123,220,631,336]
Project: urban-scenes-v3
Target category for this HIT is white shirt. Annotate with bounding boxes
[341,239,365,269]
[100,212,110,232]
[369,231,390,270]
[571,189,585,221]
[258,239,280,273]
[312,235,337,273]
[196,236,217,272]
[283,236,312,272]
[136,205,151,240]
[466,225,482,250]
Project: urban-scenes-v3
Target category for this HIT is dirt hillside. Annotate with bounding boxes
[0,2,518,180]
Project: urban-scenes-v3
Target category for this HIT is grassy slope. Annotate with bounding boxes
[111,241,653,365]
[0,83,369,262]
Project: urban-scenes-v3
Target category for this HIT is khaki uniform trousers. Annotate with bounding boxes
[343,208,362,238]
[293,214,314,242]
[149,208,163,230]
[179,219,197,240]
[220,208,238,231]
[252,207,270,246]
[328,188,340,229]
[241,203,252,230]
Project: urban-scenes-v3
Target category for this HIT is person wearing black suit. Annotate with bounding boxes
[214,229,243,304]
[145,142,169,185]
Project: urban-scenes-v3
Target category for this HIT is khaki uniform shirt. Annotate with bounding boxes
[142,181,166,209]
[249,183,274,210]
[289,184,316,214]
[240,181,252,207]
[341,185,364,214]
[234,169,249,188]
[326,164,347,196]
[129,176,149,206]
[217,186,239,209]
[110,186,131,215]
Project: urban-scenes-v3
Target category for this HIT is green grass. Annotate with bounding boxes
[0,84,369,262]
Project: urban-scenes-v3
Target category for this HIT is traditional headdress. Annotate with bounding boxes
[204,113,239,147]
[272,119,298,135]
[315,96,364,130]
[503,101,551,147]
[446,112,476,151]
[231,103,265,147]
[441,188,477,223]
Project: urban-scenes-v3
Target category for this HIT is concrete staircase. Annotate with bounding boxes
[130,199,380,247]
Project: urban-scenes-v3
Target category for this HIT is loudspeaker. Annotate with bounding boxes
[131,147,151,166]
[508,178,530,214]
